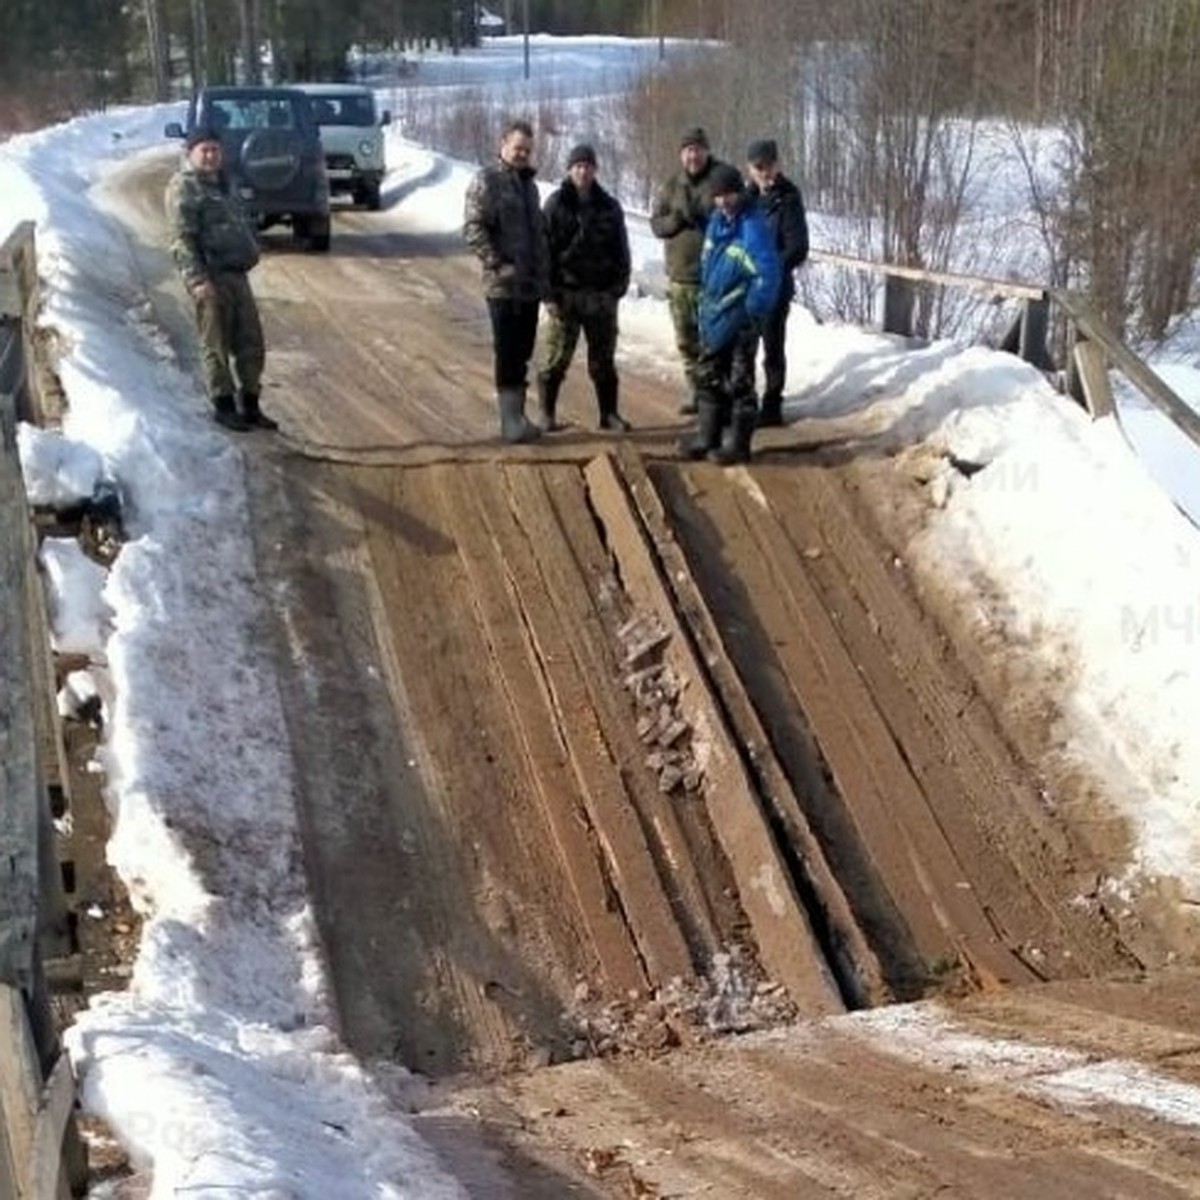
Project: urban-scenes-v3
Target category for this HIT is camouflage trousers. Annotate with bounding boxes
[540,290,619,389]
[194,271,265,401]
[667,282,702,390]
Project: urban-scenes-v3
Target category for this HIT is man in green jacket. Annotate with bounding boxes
[165,128,273,432]
[650,127,730,415]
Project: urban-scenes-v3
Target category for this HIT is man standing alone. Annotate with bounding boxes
[463,119,548,444]
[650,128,729,415]
[538,143,632,432]
[165,127,273,432]
[745,139,809,427]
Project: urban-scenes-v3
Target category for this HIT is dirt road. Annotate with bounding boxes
[109,152,1200,1196]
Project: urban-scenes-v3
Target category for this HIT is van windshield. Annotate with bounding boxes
[309,94,376,127]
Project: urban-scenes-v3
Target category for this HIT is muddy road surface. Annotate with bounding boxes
[105,150,1200,1196]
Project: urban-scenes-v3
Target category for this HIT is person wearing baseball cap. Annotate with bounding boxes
[537,142,633,433]
[744,137,809,427]
[682,161,781,464]
[650,125,734,416]
[165,122,274,432]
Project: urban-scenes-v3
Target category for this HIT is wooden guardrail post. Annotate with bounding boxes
[1052,287,1200,448]
[1018,296,1053,370]
[882,274,915,338]
[0,222,45,424]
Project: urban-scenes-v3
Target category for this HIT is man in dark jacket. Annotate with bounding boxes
[683,164,781,465]
[463,119,549,443]
[745,138,810,427]
[650,127,731,415]
[165,127,271,432]
[538,143,632,432]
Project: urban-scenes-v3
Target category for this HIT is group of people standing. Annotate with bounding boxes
[462,120,633,443]
[165,112,809,464]
[464,119,809,462]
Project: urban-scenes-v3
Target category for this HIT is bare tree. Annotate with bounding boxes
[143,0,171,100]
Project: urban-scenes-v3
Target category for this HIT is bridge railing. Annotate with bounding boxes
[809,248,1200,458]
[0,220,87,1199]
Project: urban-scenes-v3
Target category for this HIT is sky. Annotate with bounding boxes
[6,33,1200,1197]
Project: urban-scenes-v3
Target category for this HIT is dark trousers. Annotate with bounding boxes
[487,297,541,390]
[696,324,759,425]
[540,291,618,391]
[758,292,792,403]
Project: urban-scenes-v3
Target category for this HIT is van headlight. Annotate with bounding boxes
[359,139,376,159]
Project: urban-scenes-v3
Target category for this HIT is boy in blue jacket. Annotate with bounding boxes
[683,164,781,464]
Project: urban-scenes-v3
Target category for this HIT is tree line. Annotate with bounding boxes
[3,0,1198,342]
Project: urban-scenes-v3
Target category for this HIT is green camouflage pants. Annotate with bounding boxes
[540,290,619,389]
[194,271,265,401]
[667,282,702,389]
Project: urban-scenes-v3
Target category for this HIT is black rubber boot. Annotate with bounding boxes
[757,394,784,428]
[240,391,279,431]
[709,409,756,465]
[536,373,563,432]
[596,376,630,432]
[212,394,249,432]
[498,387,543,444]
[680,398,722,460]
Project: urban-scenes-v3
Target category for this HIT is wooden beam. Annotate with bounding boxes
[0,223,36,321]
[0,984,40,1198]
[810,248,1048,303]
[1073,339,1115,420]
[1053,288,1200,451]
[28,1054,75,1200]
[0,397,41,997]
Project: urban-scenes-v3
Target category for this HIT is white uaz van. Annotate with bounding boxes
[298,83,391,210]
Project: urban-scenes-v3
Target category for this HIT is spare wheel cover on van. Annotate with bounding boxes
[240,128,302,191]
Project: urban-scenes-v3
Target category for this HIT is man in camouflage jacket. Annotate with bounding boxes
[165,128,272,432]
[650,127,731,415]
[537,143,632,433]
[463,118,549,444]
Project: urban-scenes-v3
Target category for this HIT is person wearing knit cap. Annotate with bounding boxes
[744,137,809,427]
[650,126,733,416]
[681,161,780,465]
[165,126,272,432]
[566,143,597,168]
[537,142,632,433]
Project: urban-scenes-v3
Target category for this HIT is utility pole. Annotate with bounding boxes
[654,0,664,61]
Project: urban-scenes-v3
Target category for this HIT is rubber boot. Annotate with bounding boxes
[212,394,249,432]
[536,373,563,432]
[757,393,784,428]
[680,397,722,460]
[596,376,630,432]
[498,387,543,444]
[709,408,756,465]
[240,390,278,431]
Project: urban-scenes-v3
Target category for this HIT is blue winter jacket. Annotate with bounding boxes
[698,203,781,353]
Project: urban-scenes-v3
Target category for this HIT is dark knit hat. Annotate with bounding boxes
[747,138,779,165]
[566,143,597,168]
[185,126,222,150]
[709,163,745,196]
[679,126,710,150]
